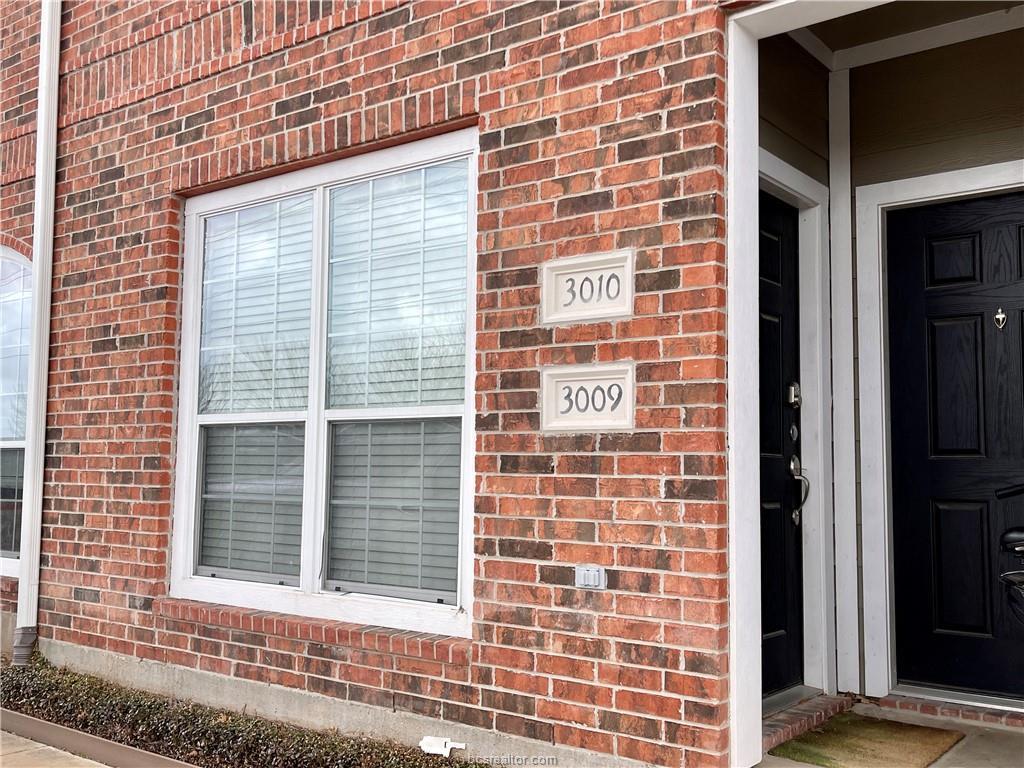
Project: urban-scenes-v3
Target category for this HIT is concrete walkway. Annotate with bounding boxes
[758,703,1024,768]
[0,731,107,767]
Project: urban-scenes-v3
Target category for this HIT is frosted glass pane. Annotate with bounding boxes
[326,418,460,603]
[198,194,313,413]
[327,159,468,408]
[197,424,304,584]
[0,258,31,440]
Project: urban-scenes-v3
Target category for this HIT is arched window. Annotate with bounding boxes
[1,245,31,563]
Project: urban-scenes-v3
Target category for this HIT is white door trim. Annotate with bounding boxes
[854,159,1024,698]
[826,68,863,696]
[759,150,837,697]
[726,4,888,764]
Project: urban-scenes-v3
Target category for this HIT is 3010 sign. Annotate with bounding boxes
[541,250,634,325]
[541,363,635,432]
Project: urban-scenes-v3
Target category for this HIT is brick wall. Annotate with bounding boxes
[1,0,38,255]
[0,576,17,615]
[22,2,729,766]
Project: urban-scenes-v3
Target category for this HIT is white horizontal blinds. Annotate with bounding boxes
[327,419,461,603]
[0,447,23,558]
[0,258,31,441]
[199,194,313,413]
[198,424,304,584]
[327,159,468,408]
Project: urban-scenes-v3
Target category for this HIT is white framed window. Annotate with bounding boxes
[171,129,478,637]
[1,246,32,577]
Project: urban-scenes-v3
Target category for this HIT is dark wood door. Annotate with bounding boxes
[759,190,804,696]
[888,190,1024,698]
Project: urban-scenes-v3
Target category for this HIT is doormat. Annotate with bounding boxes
[769,711,964,768]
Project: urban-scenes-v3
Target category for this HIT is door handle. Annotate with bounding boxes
[995,483,1024,500]
[789,455,810,525]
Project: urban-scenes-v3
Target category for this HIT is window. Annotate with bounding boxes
[172,130,476,635]
[1,248,32,568]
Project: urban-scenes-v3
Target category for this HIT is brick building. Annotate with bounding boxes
[2,2,1022,766]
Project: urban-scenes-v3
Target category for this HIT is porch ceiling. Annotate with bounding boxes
[808,1,1022,52]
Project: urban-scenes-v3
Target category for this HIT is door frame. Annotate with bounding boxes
[725,3,889,765]
[854,158,1024,701]
[759,151,836,699]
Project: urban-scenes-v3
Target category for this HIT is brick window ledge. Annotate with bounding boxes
[153,597,472,665]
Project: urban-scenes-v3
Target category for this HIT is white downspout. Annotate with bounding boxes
[14,0,62,665]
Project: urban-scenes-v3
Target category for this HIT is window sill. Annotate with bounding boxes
[153,596,472,664]
[0,557,19,579]
[167,575,472,639]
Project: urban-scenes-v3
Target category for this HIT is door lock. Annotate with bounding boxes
[789,455,810,526]
[787,381,802,408]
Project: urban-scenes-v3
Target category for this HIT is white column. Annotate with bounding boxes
[725,18,763,768]
[827,67,862,695]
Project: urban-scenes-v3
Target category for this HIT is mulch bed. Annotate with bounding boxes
[1,655,488,768]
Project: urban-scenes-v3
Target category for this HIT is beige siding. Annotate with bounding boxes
[759,34,830,184]
[851,29,1024,186]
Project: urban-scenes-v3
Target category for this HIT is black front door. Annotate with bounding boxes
[888,190,1024,698]
[759,190,804,696]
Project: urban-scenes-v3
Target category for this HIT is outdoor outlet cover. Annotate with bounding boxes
[574,565,607,589]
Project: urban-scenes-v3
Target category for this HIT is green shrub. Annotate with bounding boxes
[1,656,488,768]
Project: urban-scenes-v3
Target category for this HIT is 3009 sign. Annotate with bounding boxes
[541,250,634,324]
[558,382,624,414]
[542,363,634,432]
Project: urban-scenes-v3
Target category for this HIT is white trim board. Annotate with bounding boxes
[726,5,884,764]
[787,5,1024,72]
[787,28,835,70]
[827,67,862,697]
[759,149,837,698]
[834,6,1024,70]
[854,159,1024,698]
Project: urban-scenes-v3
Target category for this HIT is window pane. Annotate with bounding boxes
[0,447,23,558]
[199,194,313,413]
[327,418,460,603]
[327,159,468,408]
[1,258,32,440]
[198,424,304,584]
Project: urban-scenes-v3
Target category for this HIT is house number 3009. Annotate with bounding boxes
[541,363,634,432]
[562,273,622,307]
[559,383,624,414]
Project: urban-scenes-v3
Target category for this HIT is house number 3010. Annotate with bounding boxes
[541,250,634,324]
[559,382,624,414]
[562,273,622,307]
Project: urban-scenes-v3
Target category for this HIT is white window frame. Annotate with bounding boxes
[170,128,478,638]
[1,245,32,577]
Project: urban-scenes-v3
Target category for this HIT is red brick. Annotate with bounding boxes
[6,3,732,766]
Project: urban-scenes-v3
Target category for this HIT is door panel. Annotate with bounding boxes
[927,315,984,455]
[930,500,991,636]
[759,191,804,696]
[888,190,1024,699]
